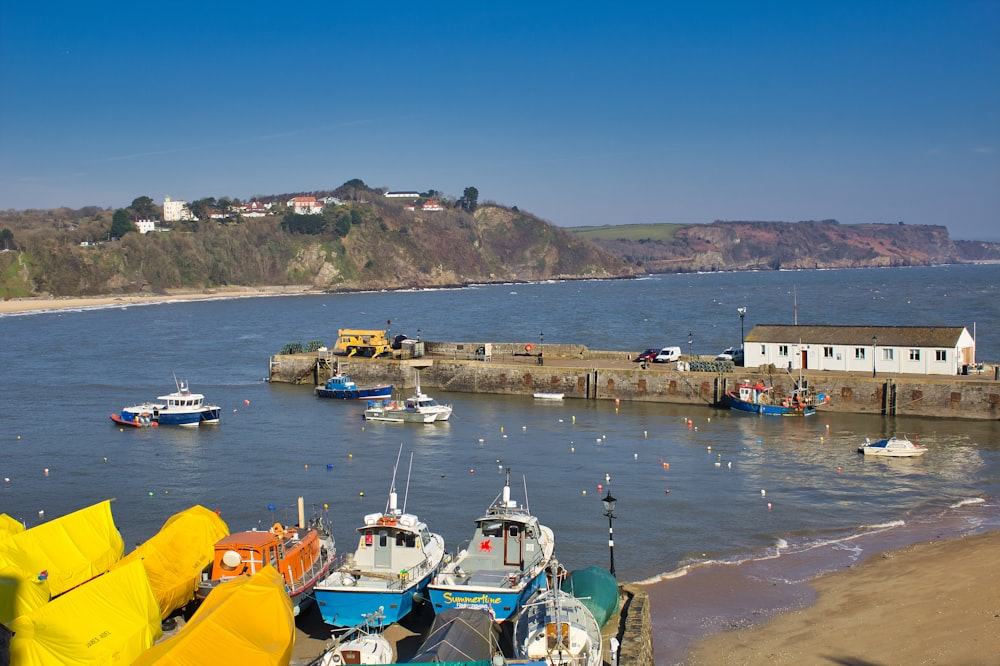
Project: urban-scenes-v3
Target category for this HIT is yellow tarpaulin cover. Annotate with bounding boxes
[112,505,229,619]
[0,500,124,624]
[8,559,162,665]
[133,565,295,666]
[0,513,25,539]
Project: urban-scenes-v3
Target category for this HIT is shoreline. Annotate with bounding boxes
[646,515,1000,666]
[0,286,326,315]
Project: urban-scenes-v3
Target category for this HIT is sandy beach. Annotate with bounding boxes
[0,286,325,315]
[681,530,1000,666]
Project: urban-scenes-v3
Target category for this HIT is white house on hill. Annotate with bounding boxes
[743,324,976,376]
[163,196,196,222]
[287,197,323,214]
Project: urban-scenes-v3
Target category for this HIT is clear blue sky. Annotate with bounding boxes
[1,1,997,240]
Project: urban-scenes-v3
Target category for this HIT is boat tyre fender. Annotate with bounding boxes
[271,522,283,535]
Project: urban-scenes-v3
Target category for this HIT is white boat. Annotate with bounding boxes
[319,608,394,665]
[533,392,564,400]
[427,469,555,623]
[513,579,603,666]
[110,378,221,427]
[363,372,452,423]
[313,448,447,628]
[858,436,926,457]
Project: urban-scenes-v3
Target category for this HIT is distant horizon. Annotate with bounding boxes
[1,2,995,241]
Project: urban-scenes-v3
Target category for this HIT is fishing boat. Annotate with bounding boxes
[427,469,555,623]
[313,448,447,628]
[858,435,926,457]
[196,500,336,616]
[315,373,393,401]
[110,378,221,427]
[513,572,603,666]
[363,372,452,422]
[319,608,394,665]
[727,379,827,416]
[533,392,564,400]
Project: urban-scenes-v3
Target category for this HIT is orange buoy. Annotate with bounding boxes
[525,343,533,352]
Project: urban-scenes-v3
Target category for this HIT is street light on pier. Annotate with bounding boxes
[737,307,747,350]
[872,336,877,378]
[602,489,617,577]
[688,332,693,359]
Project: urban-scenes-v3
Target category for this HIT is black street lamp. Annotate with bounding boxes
[738,307,747,349]
[687,332,693,359]
[602,489,617,577]
[538,332,544,366]
[872,335,877,378]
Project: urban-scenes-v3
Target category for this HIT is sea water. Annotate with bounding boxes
[3,265,999,660]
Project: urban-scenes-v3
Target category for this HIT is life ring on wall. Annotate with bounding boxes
[525,343,533,352]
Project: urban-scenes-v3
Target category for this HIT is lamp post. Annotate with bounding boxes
[872,336,877,378]
[602,489,617,577]
[737,307,747,350]
[687,332,693,359]
[538,332,544,366]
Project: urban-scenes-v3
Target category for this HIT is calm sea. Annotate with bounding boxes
[4,265,1000,661]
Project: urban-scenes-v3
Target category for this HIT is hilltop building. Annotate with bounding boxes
[287,197,324,215]
[162,196,196,222]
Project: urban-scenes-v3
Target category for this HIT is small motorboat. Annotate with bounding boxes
[858,436,926,457]
[319,608,394,665]
[533,392,564,400]
[316,373,393,401]
[363,371,451,423]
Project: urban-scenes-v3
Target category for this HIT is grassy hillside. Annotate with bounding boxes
[567,223,688,242]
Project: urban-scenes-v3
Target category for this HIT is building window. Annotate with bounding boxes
[778,345,789,357]
[823,346,834,358]
[909,349,921,361]
[855,348,866,360]
[882,348,894,361]
[935,350,947,361]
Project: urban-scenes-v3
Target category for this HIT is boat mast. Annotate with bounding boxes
[385,444,404,515]
[402,452,414,514]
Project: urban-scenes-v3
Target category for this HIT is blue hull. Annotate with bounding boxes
[118,406,221,426]
[427,570,547,623]
[314,573,432,627]
[729,398,815,417]
[315,385,392,400]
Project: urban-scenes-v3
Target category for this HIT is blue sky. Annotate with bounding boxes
[1,2,997,240]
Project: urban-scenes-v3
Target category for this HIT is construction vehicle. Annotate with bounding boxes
[332,329,393,358]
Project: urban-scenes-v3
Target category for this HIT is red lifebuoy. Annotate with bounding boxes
[525,343,533,352]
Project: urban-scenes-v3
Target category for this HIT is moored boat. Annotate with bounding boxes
[427,468,555,623]
[319,608,394,665]
[727,379,827,416]
[110,378,221,427]
[316,373,393,401]
[196,500,335,616]
[533,392,564,400]
[363,373,452,423]
[314,448,446,628]
[858,435,926,457]
[513,573,603,666]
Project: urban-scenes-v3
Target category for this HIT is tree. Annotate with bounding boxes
[459,186,479,212]
[0,228,15,250]
[335,179,370,202]
[130,196,157,220]
[110,209,135,238]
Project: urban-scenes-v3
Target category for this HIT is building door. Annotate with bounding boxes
[801,349,808,370]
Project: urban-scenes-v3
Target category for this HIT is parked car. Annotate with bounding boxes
[635,348,659,363]
[716,347,744,365]
[654,346,682,363]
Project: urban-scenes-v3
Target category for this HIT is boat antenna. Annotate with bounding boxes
[385,444,404,515]
[402,452,414,514]
[522,473,531,514]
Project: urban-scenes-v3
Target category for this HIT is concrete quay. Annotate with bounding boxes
[270,341,1000,420]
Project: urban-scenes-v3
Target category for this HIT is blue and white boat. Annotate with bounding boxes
[727,380,827,417]
[315,373,393,400]
[110,379,221,427]
[313,448,446,628]
[427,468,555,623]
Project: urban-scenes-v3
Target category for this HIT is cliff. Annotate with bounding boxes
[579,220,1000,272]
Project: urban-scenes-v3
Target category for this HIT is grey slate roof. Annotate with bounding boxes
[745,325,966,348]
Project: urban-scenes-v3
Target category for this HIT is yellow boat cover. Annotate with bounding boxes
[0,513,25,539]
[133,565,295,665]
[113,505,229,619]
[8,559,162,665]
[0,500,124,624]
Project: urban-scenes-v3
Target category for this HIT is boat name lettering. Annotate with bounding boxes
[441,591,502,605]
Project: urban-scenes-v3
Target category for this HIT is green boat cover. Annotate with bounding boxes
[560,565,619,628]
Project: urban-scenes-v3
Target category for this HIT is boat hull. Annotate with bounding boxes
[316,385,393,400]
[314,571,434,627]
[427,570,546,623]
[728,397,816,417]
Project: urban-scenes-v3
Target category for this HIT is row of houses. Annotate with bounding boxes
[743,325,979,376]
[161,196,343,222]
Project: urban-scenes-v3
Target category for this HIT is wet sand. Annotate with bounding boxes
[675,530,1000,666]
[0,286,324,315]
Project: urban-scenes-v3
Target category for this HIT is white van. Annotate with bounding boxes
[654,346,682,363]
